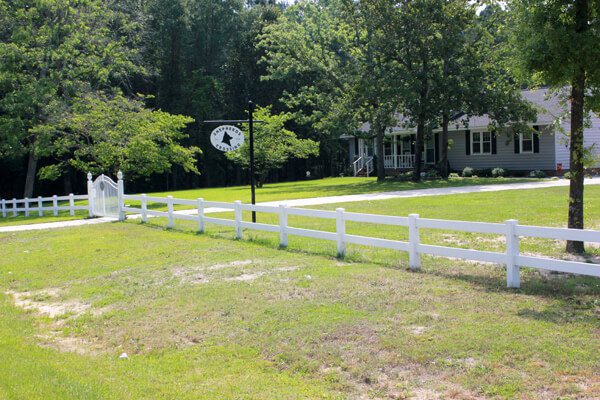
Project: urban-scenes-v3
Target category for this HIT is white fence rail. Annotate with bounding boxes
[0,194,89,218]
[121,194,600,288]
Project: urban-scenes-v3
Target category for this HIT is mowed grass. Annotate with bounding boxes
[0,186,599,399]
[146,176,540,202]
[168,185,600,263]
[0,210,89,227]
[0,176,536,226]
[136,176,537,211]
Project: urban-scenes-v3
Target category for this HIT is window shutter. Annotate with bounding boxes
[465,130,471,155]
[434,133,439,163]
[514,133,520,154]
[491,132,497,154]
[533,126,540,153]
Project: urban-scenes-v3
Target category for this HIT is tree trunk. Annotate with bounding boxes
[566,0,589,254]
[63,168,73,195]
[376,126,385,182]
[439,113,450,178]
[566,68,586,254]
[412,120,424,182]
[23,151,38,198]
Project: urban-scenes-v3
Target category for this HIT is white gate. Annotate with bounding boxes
[90,173,121,218]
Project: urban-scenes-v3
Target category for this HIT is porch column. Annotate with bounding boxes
[392,135,397,169]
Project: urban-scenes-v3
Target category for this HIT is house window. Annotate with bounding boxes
[384,138,393,156]
[471,131,492,155]
[520,131,533,153]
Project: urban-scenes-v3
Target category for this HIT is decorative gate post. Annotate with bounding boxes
[87,173,95,217]
[117,171,125,221]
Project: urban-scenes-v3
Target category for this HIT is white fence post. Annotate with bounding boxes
[197,198,205,233]
[141,194,148,223]
[12,198,17,216]
[279,204,288,247]
[69,193,75,216]
[234,200,243,239]
[87,172,94,217]
[24,198,29,217]
[505,219,520,288]
[38,196,43,216]
[52,195,58,216]
[336,208,346,258]
[117,171,125,221]
[167,195,174,228]
[408,214,420,270]
[1,199,6,218]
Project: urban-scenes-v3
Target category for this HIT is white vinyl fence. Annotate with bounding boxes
[0,194,89,218]
[122,194,600,288]
[0,172,122,220]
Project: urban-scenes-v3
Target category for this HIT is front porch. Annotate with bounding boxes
[349,134,438,176]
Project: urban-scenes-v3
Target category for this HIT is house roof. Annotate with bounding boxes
[451,88,563,131]
[345,88,565,138]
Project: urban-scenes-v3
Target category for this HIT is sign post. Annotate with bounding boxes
[248,101,256,222]
[204,100,263,223]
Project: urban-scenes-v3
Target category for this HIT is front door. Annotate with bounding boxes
[358,138,373,158]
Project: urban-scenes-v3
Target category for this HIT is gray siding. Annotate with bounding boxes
[447,129,556,171]
[555,117,600,169]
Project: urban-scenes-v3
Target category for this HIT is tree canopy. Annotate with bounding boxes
[40,93,198,180]
[225,106,319,186]
[510,0,600,252]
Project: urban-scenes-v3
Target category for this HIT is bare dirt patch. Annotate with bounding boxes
[207,259,253,271]
[173,260,256,284]
[224,266,300,282]
[172,261,299,284]
[37,331,102,355]
[6,288,91,319]
[6,288,108,355]
[172,267,210,284]
[316,324,485,400]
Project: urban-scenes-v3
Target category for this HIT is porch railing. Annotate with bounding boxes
[383,154,415,169]
[352,156,374,177]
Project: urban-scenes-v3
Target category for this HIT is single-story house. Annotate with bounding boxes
[342,88,600,176]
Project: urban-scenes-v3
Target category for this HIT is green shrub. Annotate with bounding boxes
[449,172,460,178]
[425,170,440,179]
[462,167,474,177]
[492,167,506,178]
[529,170,546,178]
[563,171,572,179]
[477,168,493,177]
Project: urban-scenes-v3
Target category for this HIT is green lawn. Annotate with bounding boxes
[0,210,89,227]
[159,185,600,263]
[142,176,537,205]
[0,176,537,226]
[0,186,598,399]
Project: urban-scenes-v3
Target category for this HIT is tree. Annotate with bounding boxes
[381,0,445,181]
[343,0,402,181]
[260,0,399,181]
[434,2,536,178]
[39,93,199,180]
[511,0,600,253]
[0,0,143,197]
[225,105,319,186]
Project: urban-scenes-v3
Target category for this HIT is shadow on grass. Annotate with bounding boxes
[126,218,600,326]
[425,266,600,324]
